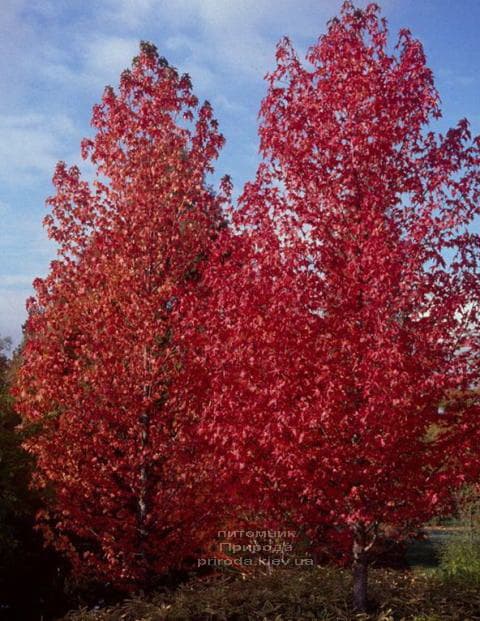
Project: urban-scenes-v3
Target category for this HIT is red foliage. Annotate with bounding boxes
[14,42,231,586]
[13,4,480,608]
[179,0,480,580]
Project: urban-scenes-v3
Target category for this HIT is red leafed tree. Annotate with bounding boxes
[14,42,231,586]
[180,2,480,610]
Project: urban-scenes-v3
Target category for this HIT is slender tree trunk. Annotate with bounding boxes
[352,524,368,612]
[138,346,152,565]
[138,411,149,536]
[136,406,150,586]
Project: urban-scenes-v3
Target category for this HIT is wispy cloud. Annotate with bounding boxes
[438,68,476,89]
[81,35,139,81]
[0,113,77,186]
[101,0,345,82]
[0,288,29,344]
[0,201,53,343]
[39,35,140,94]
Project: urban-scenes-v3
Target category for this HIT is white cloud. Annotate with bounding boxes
[103,0,330,80]
[39,34,139,93]
[0,113,77,185]
[0,288,29,345]
[81,35,139,84]
[103,0,157,29]
[212,94,250,116]
[0,202,53,345]
[96,0,399,95]
[0,201,55,281]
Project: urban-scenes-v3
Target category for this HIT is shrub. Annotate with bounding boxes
[438,532,480,584]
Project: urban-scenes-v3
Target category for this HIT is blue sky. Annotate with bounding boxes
[1,0,479,346]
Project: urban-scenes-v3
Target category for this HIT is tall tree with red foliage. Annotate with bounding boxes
[180,2,480,609]
[14,42,231,587]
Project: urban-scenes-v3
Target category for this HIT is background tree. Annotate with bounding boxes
[182,2,480,610]
[0,336,34,598]
[14,42,231,587]
[0,338,69,620]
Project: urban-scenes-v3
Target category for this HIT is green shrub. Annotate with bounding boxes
[438,532,480,583]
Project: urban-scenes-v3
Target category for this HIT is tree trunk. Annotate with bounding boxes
[138,346,152,565]
[138,411,149,537]
[352,525,368,612]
